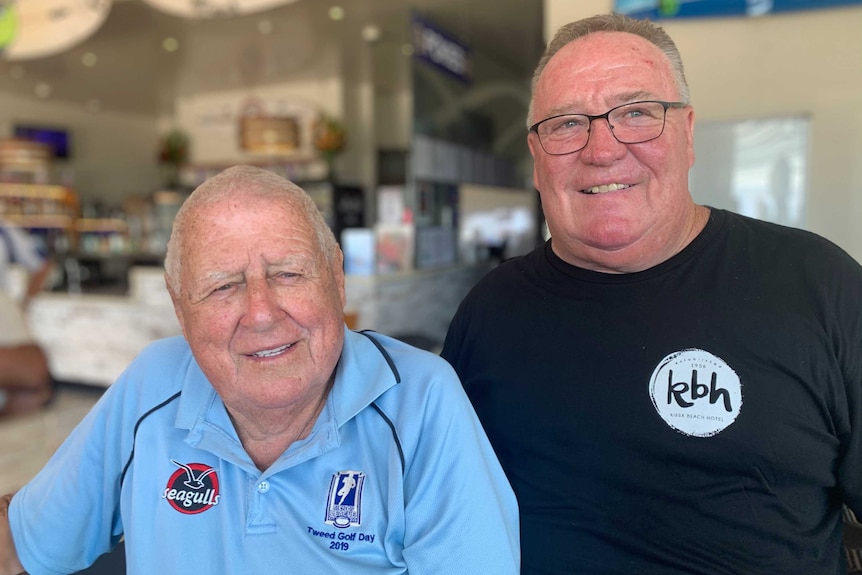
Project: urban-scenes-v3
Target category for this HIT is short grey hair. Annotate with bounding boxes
[164,164,338,296]
[527,13,690,127]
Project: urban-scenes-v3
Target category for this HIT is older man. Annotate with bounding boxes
[442,13,862,575]
[1,165,519,574]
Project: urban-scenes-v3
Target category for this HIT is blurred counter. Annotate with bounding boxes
[27,263,490,387]
[28,266,180,387]
[345,263,490,346]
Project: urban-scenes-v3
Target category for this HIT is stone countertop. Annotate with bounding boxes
[27,267,181,387]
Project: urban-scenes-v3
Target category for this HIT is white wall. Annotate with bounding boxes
[545,0,862,260]
[0,92,162,204]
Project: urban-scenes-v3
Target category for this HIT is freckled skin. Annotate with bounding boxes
[169,191,345,443]
[528,31,706,273]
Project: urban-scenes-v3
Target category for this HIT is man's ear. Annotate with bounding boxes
[527,132,542,190]
[684,105,696,169]
[165,273,187,336]
[333,246,346,309]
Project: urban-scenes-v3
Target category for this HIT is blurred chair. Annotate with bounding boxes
[73,541,126,575]
[844,506,862,573]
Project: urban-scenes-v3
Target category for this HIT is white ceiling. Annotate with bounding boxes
[0,0,544,117]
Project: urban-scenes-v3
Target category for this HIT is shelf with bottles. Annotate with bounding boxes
[178,158,328,189]
[0,183,79,219]
[74,218,130,255]
[2,213,75,230]
[0,183,79,255]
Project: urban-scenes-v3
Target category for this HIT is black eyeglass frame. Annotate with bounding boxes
[528,100,688,156]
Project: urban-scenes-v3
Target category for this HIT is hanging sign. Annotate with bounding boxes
[615,0,862,19]
[411,14,472,84]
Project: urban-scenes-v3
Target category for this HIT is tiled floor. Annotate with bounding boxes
[0,383,104,495]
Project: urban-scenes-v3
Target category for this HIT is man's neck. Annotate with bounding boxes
[555,204,710,274]
[228,377,334,471]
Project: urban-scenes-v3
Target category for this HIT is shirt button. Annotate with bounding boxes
[257,481,270,494]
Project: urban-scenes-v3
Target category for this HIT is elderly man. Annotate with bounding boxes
[1,165,519,574]
[442,13,862,575]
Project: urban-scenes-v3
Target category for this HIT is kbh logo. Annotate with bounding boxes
[649,349,742,437]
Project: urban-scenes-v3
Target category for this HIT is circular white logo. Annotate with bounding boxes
[649,349,742,437]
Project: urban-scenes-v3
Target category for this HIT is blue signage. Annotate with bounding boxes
[411,15,472,84]
[615,0,862,19]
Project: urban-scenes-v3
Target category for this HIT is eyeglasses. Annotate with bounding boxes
[529,100,687,156]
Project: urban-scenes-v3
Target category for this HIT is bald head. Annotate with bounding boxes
[164,165,338,296]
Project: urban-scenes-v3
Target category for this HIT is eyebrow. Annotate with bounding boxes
[199,270,235,283]
[192,270,241,294]
[542,90,664,118]
[614,90,660,104]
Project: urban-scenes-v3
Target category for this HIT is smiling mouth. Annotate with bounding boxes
[580,183,632,194]
[251,344,292,358]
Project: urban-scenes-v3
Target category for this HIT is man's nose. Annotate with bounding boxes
[242,279,280,327]
[580,117,625,163]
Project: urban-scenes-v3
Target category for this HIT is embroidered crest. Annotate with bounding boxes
[162,460,221,514]
[325,470,365,528]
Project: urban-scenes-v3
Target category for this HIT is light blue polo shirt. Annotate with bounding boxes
[10,329,519,574]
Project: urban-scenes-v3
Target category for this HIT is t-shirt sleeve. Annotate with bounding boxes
[833,249,862,515]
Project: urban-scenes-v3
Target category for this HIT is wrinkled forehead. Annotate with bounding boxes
[188,191,304,228]
[536,31,678,112]
[184,194,317,252]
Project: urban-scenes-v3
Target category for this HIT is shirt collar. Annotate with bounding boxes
[173,327,400,468]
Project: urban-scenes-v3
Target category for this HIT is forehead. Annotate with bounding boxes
[189,191,305,230]
[536,31,678,113]
[183,193,318,260]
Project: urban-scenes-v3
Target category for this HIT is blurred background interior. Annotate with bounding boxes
[1,0,862,514]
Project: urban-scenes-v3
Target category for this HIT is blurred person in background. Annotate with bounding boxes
[0,221,51,305]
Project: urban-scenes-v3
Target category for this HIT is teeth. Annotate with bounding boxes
[253,344,291,358]
[582,183,631,194]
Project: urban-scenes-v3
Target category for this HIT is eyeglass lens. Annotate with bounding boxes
[535,101,671,155]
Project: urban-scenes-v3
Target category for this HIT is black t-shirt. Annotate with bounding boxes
[442,209,862,575]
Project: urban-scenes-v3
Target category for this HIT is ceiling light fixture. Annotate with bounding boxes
[162,37,180,53]
[257,19,273,35]
[361,24,381,44]
[34,83,52,99]
[142,0,300,19]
